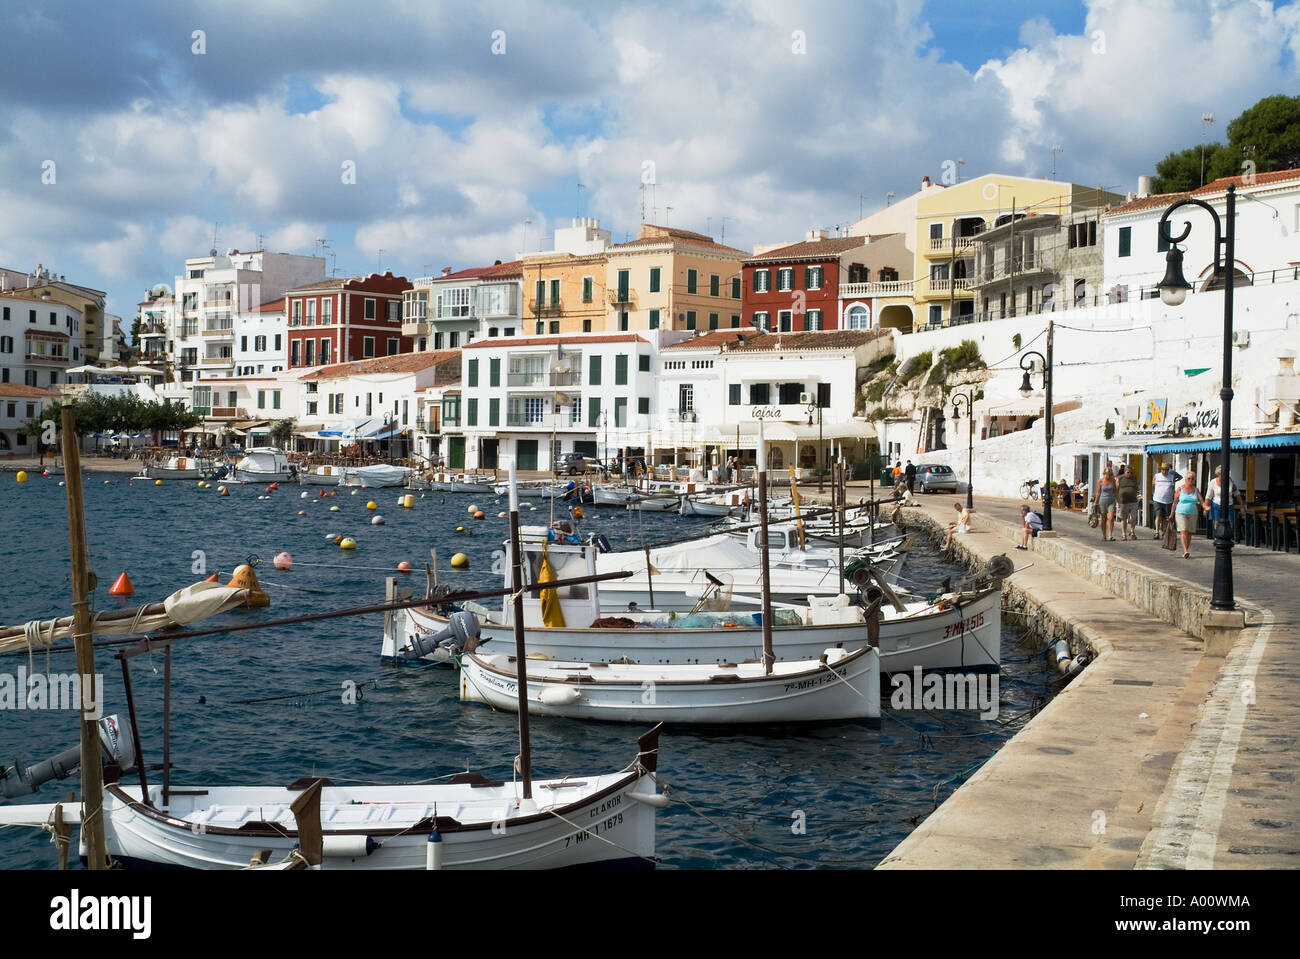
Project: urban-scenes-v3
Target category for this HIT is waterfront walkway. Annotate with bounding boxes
[851,488,1298,870]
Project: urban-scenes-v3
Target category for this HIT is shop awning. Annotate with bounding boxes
[292,423,323,435]
[1144,431,1300,455]
[984,395,1082,418]
[230,420,268,432]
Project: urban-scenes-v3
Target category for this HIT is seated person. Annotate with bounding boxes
[1017,504,1043,549]
[943,501,972,549]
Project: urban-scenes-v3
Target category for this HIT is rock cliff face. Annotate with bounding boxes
[860,342,989,428]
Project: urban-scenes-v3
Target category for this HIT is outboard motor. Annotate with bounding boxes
[401,610,481,660]
[1,715,137,799]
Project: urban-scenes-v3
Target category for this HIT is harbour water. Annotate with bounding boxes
[0,474,1057,869]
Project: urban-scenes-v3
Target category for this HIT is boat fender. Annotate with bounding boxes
[1047,638,1073,672]
[539,687,581,706]
[627,790,671,809]
[322,835,380,858]
[426,828,443,870]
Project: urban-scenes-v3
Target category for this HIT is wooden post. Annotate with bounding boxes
[506,459,532,799]
[757,419,774,675]
[60,406,108,869]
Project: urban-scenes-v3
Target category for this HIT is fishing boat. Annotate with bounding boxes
[340,463,415,487]
[299,464,345,486]
[137,455,219,481]
[0,721,665,870]
[230,447,296,483]
[592,485,642,507]
[423,472,497,493]
[628,492,679,512]
[678,491,747,518]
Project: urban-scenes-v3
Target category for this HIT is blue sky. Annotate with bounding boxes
[1,0,1296,330]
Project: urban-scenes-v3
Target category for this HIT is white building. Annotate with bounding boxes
[454,332,667,471]
[406,260,524,352]
[0,383,58,457]
[169,250,325,384]
[234,297,288,375]
[657,329,889,477]
[0,292,82,389]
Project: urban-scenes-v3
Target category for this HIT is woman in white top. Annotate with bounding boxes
[1207,465,1243,532]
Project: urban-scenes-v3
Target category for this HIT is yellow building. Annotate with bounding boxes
[911,174,1114,330]
[604,225,748,333]
[521,251,610,335]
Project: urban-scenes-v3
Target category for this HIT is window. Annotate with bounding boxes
[928,304,943,327]
[321,299,332,323]
[806,309,822,330]
[929,223,943,241]
[817,382,830,408]
[320,339,330,364]
[777,268,794,291]
[305,340,315,365]
[254,335,266,351]
[1074,278,1087,307]
[306,300,316,325]
[49,311,57,326]
[291,301,301,325]
[434,332,443,350]
[489,398,499,427]
[638,396,649,415]
[489,358,501,387]
[257,390,266,409]
[638,354,649,372]
[387,301,400,321]
[450,331,460,347]
[731,276,741,299]
[709,274,719,297]
[272,390,281,410]
[614,354,628,385]
[753,312,769,330]
[1118,226,1132,257]
[846,305,870,329]
[388,337,398,355]
[548,321,559,334]
[581,319,591,333]
[1069,221,1098,249]
[805,266,823,289]
[731,314,741,328]
[749,383,770,404]
[588,396,601,428]
[729,384,741,405]
[686,311,696,330]
[467,359,479,387]
[679,383,694,413]
[616,270,629,301]
[467,398,478,426]
[614,397,627,427]
[649,267,661,293]
[241,336,248,352]
[709,313,719,329]
[1,307,7,320]
[549,279,560,308]
[4,403,11,417]
[533,280,544,310]
[753,269,770,293]
[583,276,594,303]
[649,309,660,329]
[589,355,601,385]
[25,370,37,386]
[687,269,698,294]
[778,382,802,404]
[365,298,376,319]
[1156,222,1171,253]
[29,310,35,323]
[291,341,301,366]
[0,336,10,353]
[618,311,629,331]
[363,336,375,358]
[778,310,792,332]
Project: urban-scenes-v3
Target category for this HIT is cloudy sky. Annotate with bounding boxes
[2,0,1298,326]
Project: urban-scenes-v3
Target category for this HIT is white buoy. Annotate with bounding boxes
[426,828,443,870]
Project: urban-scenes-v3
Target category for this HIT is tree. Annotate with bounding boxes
[1208,94,1300,180]
[1152,143,1222,194]
[269,417,296,449]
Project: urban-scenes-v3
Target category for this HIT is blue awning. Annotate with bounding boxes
[1145,432,1300,454]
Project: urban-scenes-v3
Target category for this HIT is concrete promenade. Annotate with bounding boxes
[850,487,1298,869]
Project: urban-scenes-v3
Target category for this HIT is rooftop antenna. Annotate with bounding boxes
[651,184,658,224]
[639,183,646,223]
[957,158,966,181]
[886,192,895,206]
[1051,145,1062,180]
[1200,112,1214,187]
[255,232,265,251]
[665,206,674,226]
[719,216,733,244]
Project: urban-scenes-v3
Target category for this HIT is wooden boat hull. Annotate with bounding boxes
[459,646,881,723]
[385,586,1000,674]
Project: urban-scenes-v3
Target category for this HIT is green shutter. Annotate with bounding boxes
[1119,227,1131,257]
[638,354,649,372]
[489,398,499,426]
[686,311,696,329]
[618,270,629,300]
[583,276,593,302]
[489,358,500,387]
[588,396,601,428]
[804,267,813,288]
[709,313,718,329]
[615,354,628,384]
[589,355,601,385]
[467,398,478,426]
[637,396,649,414]
[649,267,660,293]
[468,358,479,387]
[687,269,697,294]
[615,397,627,427]
[257,390,265,409]
[649,309,659,329]
[549,279,560,307]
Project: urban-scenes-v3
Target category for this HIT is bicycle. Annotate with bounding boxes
[1019,478,1040,500]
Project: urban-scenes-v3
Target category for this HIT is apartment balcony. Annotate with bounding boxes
[608,288,637,306]
[402,319,431,337]
[506,372,548,387]
[208,406,247,419]
[202,326,234,338]
[839,279,915,298]
[505,413,554,428]
[926,236,978,255]
[926,278,974,294]
[26,352,69,365]
[550,369,581,387]
[204,300,235,311]
[201,355,234,366]
[528,300,563,316]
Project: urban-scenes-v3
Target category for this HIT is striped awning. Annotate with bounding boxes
[1144,432,1300,454]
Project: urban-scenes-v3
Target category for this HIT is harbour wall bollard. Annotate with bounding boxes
[896,509,1241,656]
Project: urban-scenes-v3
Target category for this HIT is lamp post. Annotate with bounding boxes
[1019,322,1054,530]
[1157,185,1236,612]
[805,399,824,492]
[951,390,975,511]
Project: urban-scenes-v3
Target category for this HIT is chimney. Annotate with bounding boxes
[806,229,826,242]
[921,176,931,189]
[1137,176,1152,198]
[441,267,452,276]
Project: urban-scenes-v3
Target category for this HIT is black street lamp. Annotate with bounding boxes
[1019,323,1054,530]
[806,399,824,492]
[951,390,975,511]
[1157,185,1236,612]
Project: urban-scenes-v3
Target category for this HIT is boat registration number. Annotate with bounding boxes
[566,812,623,847]
[943,613,984,638]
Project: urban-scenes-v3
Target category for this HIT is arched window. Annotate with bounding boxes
[846,304,870,329]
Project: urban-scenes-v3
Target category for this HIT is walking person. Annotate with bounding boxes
[1207,465,1243,537]
[904,460,917,496]
[1116,464,1141,540]
[1095,468,1118,541]
[1173,471,1207,559]
[1151,461,1179,539]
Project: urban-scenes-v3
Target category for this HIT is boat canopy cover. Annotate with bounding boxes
[598,533,758,575]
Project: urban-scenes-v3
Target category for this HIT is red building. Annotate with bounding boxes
[742,234,874,333]
[285,272,412,370]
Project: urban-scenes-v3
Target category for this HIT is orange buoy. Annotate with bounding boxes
[109,572,134,596]
[397,561,412,573]
[573,506,584,519]
[203,573,220,583]
[226,564,270,607]
[273,552,292,571]
[473,510,485,520]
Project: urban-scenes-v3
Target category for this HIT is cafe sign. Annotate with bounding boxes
[749,406,802,421]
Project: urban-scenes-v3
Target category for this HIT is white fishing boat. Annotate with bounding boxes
[341,463,415,487]
[459,646,880,724]
[423,472,497,493]
[628,493,679,512]
[679,491,747,517]
[300,464,345,486]
[138,455,219,481]
[493,481,572,500]
[593,485,642,507]
[230,447,296,483]
[382,527,1000,673]
[0,721,665,870]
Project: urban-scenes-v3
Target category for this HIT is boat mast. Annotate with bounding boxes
[506,457,533,799]
[60,406,108,869]
[757,418,774,675]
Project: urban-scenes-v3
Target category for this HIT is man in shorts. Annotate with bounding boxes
[1151,461,1179,538]
[1017,504,1043,549]
[1116,464,1141,540]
